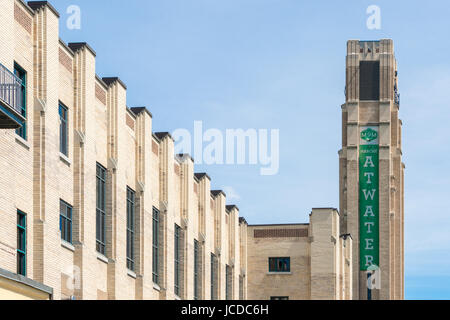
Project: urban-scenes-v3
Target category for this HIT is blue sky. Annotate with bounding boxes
[53,0,450,299]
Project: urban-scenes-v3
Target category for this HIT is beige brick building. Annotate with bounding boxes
[0,1,403,301]
[247,209,352,300]
[0,0,247,300]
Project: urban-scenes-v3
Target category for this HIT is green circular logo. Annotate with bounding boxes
[361,128,378,142]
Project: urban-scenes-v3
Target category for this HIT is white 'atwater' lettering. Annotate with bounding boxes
[363,189,376,201]
[364,156,375,168]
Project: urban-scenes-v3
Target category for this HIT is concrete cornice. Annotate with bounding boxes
[28,1,60,18]
[18,0,35,16]
[68,42,97,57]
[0,267,53,296]
[59,39,74,57]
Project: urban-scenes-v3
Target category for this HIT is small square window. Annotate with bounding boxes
[269,257,290,273]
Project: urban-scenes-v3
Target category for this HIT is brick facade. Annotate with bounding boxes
[0,0,246,300]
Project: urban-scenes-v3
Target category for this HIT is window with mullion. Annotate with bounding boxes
[59,200,73,244]
[226,265,232,300]
[268,257,290,273]
[152,207,159,284]
[126,187,135,271]
[174,224,181,296]
[59,102,68,156]
[17,210,26,276]
[211,253,217,300]
[194,240,199,300]
[14,63,27,140]
[96,163,106,255]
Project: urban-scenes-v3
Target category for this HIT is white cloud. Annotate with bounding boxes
[223,186,241,201]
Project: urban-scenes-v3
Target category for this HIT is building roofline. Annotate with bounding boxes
[0,267,53,296]
[154,132,173,141]
[176,153,194,163]
[68,42,97,57]
[311,207,340,216]
[211,190,226,198]
[28,1,60,18]
[59,39,74,57]
[248,223,310,227]
[130,107,153,118]
[152,133,161,142]
[95,75,108,89]
[226,205,239,212]
[239,217,248,225]
[126,107,137,119]
[18,0,35,16]
[194,173,211,181]
[102,77,127,90]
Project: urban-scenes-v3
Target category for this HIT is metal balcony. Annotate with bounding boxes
[0,63,25,129]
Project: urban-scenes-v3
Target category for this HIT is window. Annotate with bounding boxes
[126,187,135,271]
[359,61,380,101]
[96,163,106,254]
[60,200,72,244]
[226,265,232,300]
[271,296,289,300]
[14,63,27,140]
[211,253,217,300]
[239,275,244,300]
[194,240,199,300]
[269,257,290,273]
[174,224,181,296]
[59,102,68,156]
[17,211,26,276]
[152,207,159,284]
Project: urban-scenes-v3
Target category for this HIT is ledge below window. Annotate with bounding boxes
[127,270,137,279]
[15,135,30,150]
[59,153,71,166]
[61,240,75,252]
[97,253,108,264]
[153,282,161,292]
[267,272,292,275]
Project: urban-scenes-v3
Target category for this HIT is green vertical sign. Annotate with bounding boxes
[359,127,379,271]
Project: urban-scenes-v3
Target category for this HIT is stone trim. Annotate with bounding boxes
[0,267,53,296]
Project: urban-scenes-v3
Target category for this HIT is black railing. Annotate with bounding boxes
[0,63,23,116]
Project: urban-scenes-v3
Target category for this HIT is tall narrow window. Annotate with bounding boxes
[194,240,199,300]
[60,200,73,244]
[96,163,106,255]
[239,275,244,300]
[174,224,181,296]
[152,207,159,284]
[14,63,26,140]
[226,265,232,300]
[211,253,217,300]
[17,211,26,276]
[359,61,380,100]
[59,102,68,156]
[126,187,136,271]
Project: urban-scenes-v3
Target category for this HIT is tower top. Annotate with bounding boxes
[345,39,398,103]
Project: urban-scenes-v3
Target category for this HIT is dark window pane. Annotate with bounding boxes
[360,61,380,100]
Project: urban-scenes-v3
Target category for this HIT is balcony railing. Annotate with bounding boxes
[0,63,24,128]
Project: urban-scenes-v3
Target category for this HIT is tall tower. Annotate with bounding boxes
[339,39,404,300]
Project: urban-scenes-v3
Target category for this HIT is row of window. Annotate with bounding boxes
[16,204,240,299]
